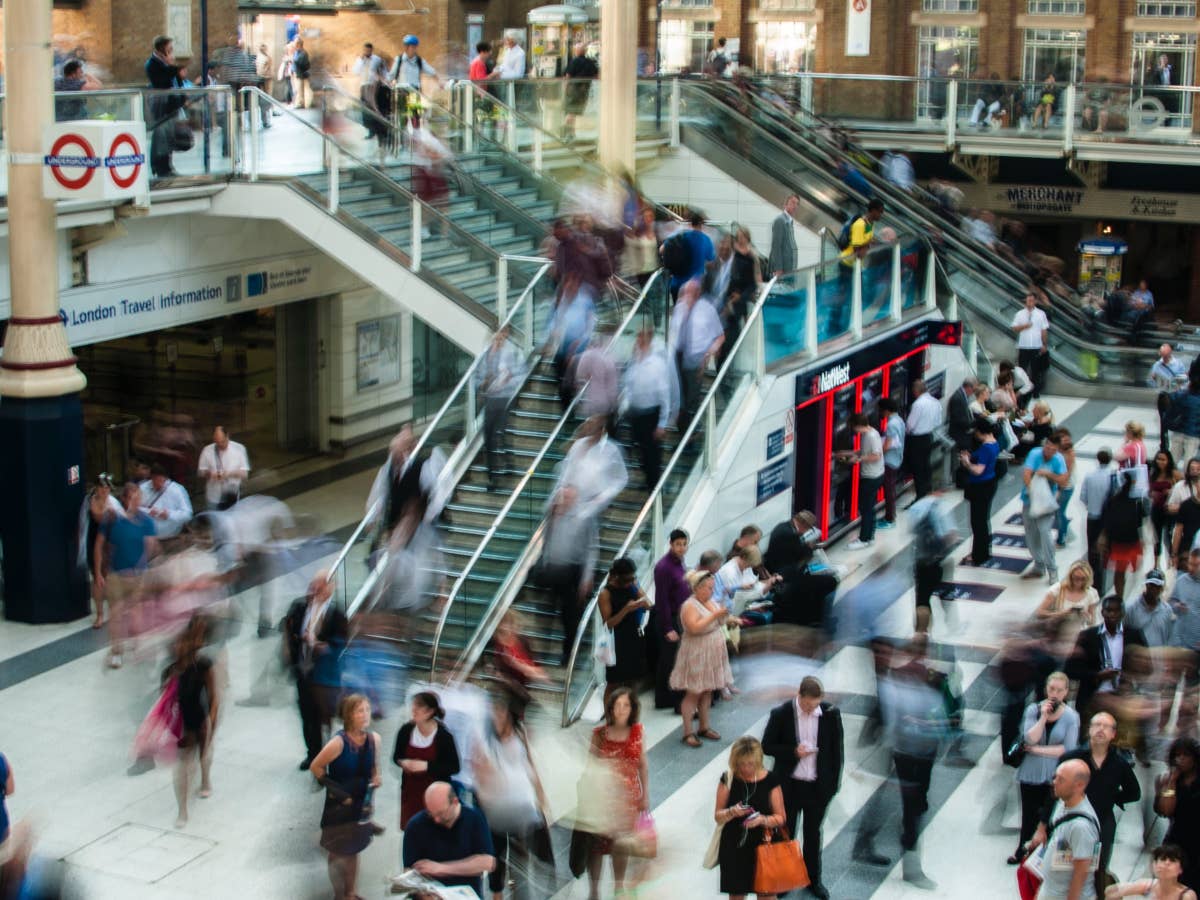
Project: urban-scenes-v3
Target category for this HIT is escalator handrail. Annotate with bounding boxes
[242,87,542,279]
[328,258,554,600]
[428,267,668,678]
[558,270,781,726]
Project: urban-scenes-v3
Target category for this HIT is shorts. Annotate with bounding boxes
[105,571,143,607]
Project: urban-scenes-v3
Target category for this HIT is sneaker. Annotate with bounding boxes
[846,539,874,550]
[107,653,123,669]
[877,520,896,530]
[1020,567,1045,580]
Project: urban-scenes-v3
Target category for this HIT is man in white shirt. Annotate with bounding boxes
[353,42,390,140]
[391,35,438,91]
[622,327,676,490]
[197,425,250,510]
[1012,292,1050,398]
[497,35,526,80]
[1149,343,1187,391]
[670,279,725,432]
[713,545,779,613]
[904,379,943,500]
[139,463,193,539]
[553,415,628,521]
[847,413,885,549]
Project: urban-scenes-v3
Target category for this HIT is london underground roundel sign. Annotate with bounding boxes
[46,133,100,190]
[106,132,145,189]
[43,121,149,201]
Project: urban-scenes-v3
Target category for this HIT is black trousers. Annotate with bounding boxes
[1018,348,1047,398]
[628,407,663,488]
[1087,516,1107,594]
[489,828,535,897]
[483,395,511,481]
[906,433,934,498]
[297,674,325,763]
[782,779,831,887]
[543,562,584,666]
[966,478,997,562]
[914,560,945,610]
[654,628,683,710]
[894,752,933,851]
[1018,780,1053,849]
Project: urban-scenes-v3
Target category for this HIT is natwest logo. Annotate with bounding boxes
[812,361,851,394]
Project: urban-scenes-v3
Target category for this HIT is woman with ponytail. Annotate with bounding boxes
[393,691,461,829]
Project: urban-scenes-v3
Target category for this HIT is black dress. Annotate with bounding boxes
[718,771,780,894]
[606,583,647,685]
[1165,776,1200,889]
[320,730,376,856]
[176,658,213,748]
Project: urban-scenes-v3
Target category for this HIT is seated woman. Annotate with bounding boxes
[1032,73,1058,129]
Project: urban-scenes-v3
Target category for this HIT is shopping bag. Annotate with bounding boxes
[594,628,616,667]
[752,827,810,894]
[131,676,183,764]
[1029,474,1058,519]
[701,821,725,869]
[614,811,658,859]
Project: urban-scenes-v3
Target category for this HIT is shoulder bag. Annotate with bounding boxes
[753,826,810,894]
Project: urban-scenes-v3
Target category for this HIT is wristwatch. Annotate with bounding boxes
[1160,789,1177,798]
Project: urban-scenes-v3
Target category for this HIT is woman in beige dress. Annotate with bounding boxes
[671,570,734,748]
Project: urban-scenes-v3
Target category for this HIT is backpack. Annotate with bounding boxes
[710,51,728,76]
[836,214,861,251]
[660,232,692,279]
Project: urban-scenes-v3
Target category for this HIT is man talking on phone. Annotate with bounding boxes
[761,676,843,899]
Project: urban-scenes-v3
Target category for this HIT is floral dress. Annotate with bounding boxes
[591,722,644,852]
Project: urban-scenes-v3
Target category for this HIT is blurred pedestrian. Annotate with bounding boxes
[285,572,349,771]
[961,417,1000,564]
[670,279,724,433]
[587,687,649,898]
[545,269,597,410]
[573,323,620,429]
[622,326,674,491]
[139,462,193,540]
[1101,469,1147,599]
[169,614,220,828]
[80,473,120,629]
[393,692,460,830]
[563,43,597,141]
[97,482,159,668]
[197,425,250,511]
[908,489,958,633]
[477,325,523,491]
[311,694,382,900]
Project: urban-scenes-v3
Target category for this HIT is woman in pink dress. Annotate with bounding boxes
[670,570,733,747]
[587,687,649,900]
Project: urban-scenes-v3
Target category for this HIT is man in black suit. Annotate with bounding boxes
[946,376,977,452]
[1065,594,1148,719]
[761,676,844,900]
[284,571,349,770]
[763,510,818,575]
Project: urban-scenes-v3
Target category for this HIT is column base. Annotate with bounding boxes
[0,393,90,623]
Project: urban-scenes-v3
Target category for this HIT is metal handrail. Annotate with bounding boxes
[326,258,554,604]
[440,268,669,684]
[559,271,779,726]
[428,267,666,677]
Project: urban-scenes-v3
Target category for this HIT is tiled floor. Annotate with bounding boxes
[1,395,1175,898]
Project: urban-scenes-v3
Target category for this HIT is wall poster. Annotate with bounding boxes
[845,0,871,57]
[357,315,402,392]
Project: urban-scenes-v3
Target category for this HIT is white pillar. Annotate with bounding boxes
[599,0,638,175]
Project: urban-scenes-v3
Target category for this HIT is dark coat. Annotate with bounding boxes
[392,722,462,781]
[947,386,974,450]
[283,598,349,683]
[1065,623,1149,717]
[761,699,844,798]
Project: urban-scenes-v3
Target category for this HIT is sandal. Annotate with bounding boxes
[698,729,722,741]
[681,734,702,748]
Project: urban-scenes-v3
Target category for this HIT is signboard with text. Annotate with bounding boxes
[756,457,791,506]
[44,121,148,202]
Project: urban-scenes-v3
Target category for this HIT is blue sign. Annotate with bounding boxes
[756,458,791,506]
[766,428,785,461]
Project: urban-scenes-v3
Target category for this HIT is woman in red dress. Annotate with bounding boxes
[587,686,650,900]
[391,691,461,829]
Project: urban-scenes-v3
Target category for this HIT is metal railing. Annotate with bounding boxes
[428,267,668,679]
[323,257,554,613]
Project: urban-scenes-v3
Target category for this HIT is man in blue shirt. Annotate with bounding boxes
[1022,435,1069,585]
[402,782,496,897]
[662,210,715,297]
[98,482,158,668]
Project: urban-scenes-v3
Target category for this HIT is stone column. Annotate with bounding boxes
[1,0,90,622]
[599,0,639,175]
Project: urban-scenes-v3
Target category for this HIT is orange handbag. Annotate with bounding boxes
[753,827,810,895]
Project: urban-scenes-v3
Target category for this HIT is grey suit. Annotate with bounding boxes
[768,211,798,275]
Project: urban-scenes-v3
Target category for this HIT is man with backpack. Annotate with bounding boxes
[837,198,885,330]
[706,37,729,77]
[1021,759,1102,900]
[660,210,714,300]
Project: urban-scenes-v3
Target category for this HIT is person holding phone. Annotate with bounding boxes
[1010,672,1079,865]
[714,737,786,899]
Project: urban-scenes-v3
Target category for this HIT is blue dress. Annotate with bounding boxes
[320,731,376,855]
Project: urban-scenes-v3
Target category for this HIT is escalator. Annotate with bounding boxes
[673,78,1164,392]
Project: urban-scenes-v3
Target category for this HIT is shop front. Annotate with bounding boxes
[790,319,961,540]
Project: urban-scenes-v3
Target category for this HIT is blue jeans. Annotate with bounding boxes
[1055,487,1074,545]
[859,475,882,541]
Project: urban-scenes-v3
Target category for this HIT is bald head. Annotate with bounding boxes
[424,781,461,827]
[1053,758,1091,802]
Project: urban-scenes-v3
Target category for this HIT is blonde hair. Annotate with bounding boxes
[727,736,764,784]
[1046,671,1069,690]
[1061,559,1094,591]
[1126,421,1146,440]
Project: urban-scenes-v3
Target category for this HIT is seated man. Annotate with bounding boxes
[402,782,495,898]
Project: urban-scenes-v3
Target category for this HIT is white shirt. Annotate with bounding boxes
[713,558,761,612]
[1099,624,1124,693]
[475,339,523,400]
[138,478,194,538]
[1012,307,1049,351]
[623,348,674,428]
[792,698,821,781]
[392,52,436,90]
[498,43,526,79]
[353,53,388,87]
[555,434,628,520]
[197,440,251,507]
[858,426,885,479]
[906,392,943,436]
[670,299,724,370]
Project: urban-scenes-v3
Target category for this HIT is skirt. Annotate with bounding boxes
[669,628,733,694]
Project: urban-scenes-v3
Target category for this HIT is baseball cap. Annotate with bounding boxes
[1146,569,1166,586]
[403,34,419,46]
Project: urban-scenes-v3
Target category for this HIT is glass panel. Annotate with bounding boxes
[955,76,1065,137]
[902,240,927,310]
[1132,33,1196,131]
[659,19,715,73]
[763,276,809,366]
[861,243,893,324]
[807,74,921,125]
[1136,0,1197,14]
[140,87,236,181]
[1027,0,1086,13]
[917,26,977,119]
[922,0,979,9]
[815,256,852,344]
[1023,28,1087,83]
[755,21,817,74]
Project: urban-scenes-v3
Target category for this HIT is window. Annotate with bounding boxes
[917,25,978,118]
[1026,0,1086,13]
[660,19,715,72]
[921,0,980,11]
[660,0,713,7]
[1136,1,1197,15]
[1023,28,1087,82]
[1132,30,1196,128]
[758,0,816,10]
[755,21,816,73]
